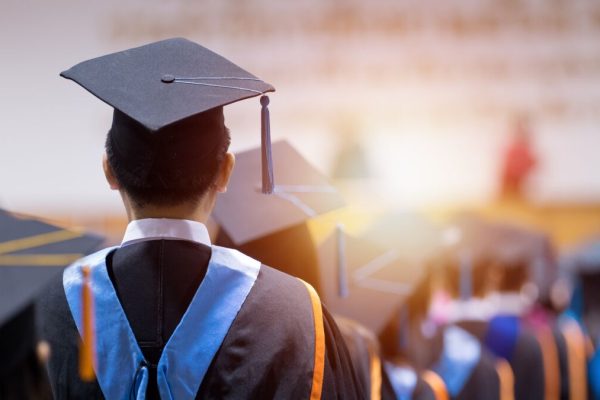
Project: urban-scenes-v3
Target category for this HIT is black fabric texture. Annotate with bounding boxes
[38,240,364,399]
[511,327,545,400]
[434,322,501,400]
[457,318,544,400]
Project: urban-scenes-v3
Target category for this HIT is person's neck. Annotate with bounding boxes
[123,193,214,224]
[131,207,209,223]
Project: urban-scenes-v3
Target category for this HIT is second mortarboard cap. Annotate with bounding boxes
[0,209,103,377]
[213,140,345,245]
[317,228,427,334]
[318,212,442,334]
[61,37,277,193]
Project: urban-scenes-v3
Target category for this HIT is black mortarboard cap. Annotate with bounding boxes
[61,37,277,193]
[0,209,103,375]
[213,140,345,245]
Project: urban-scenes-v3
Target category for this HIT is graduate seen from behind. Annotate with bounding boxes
[39,38,363,399]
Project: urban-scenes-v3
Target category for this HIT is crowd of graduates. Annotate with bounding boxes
[217,175,600,399]
[210,139,598,399]
[153,136,600,399]
[1,37,599,400]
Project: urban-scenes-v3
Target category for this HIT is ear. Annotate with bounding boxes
[213,152,235,193]
[102,152,120,190]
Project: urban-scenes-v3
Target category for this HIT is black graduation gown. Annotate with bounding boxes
[380,315,500,399]
[457,319,545,400]
[553,324,571,400]
[553,318,592,400]
[406,376,437,400]
[456,353,501,400]
[427,325,501,400]
[38,240,364,399]
[380,360,440,400]
[334,316,379,398]
[416,381,438,399]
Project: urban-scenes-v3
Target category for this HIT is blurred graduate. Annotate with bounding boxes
[433,217,558,400]
[376,215,504,400]
[38,38,364,399]
[0,209,102,399]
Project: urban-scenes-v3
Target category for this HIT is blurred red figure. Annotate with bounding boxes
[500,117,537,199]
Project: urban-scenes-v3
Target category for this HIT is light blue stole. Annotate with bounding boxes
[384,362,418,400]
[63,245,261,400]
[433,325,481,397]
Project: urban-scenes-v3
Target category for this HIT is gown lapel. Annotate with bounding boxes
[64,245,261,399]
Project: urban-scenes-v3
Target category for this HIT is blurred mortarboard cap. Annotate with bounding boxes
[213,140,345,245]
[61,37,277,193]
[317,228,425,334]
[0,209,103,375]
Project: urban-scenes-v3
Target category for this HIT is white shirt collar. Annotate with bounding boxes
[445,298,495,323]
[486,292,531,316]
[121,218,211,247]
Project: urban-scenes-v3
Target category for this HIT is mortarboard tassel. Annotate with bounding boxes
[336,223,349,298]
[397,307,409,353]
[79,265,96,382]
[260,95,275,194]
[459,250,472,301]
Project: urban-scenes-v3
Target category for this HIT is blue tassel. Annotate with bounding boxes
[459,250,472,301]
[336,223,349,298]
[398,307,409,352]
[260,96,274,194]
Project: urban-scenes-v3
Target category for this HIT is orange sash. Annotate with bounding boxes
[300,280,325,400]
[422,369,450,400]
[535,327,560,400]
[562,320,587,400]
[369,351,382,400]
[495,358,515,400]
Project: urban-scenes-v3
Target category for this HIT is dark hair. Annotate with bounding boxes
[441,252,493,299]
[105,107,230,208]
[494,256,529,293]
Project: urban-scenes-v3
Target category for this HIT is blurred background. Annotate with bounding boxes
[1,0,600,247]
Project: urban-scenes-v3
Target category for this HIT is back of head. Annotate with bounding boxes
[105,107,230,208]
[492,255,530,294]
